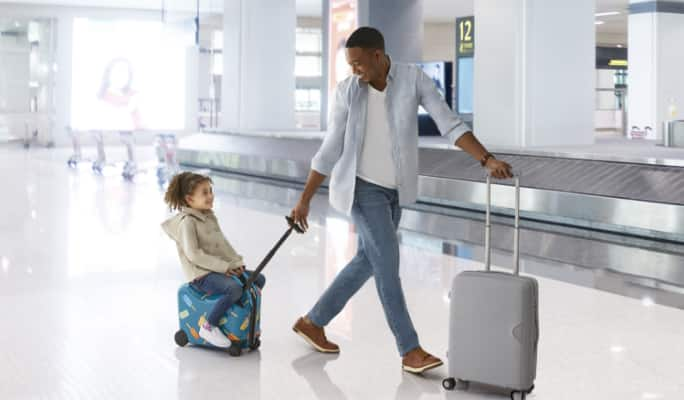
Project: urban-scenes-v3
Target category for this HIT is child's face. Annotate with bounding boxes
[185,181,214,211]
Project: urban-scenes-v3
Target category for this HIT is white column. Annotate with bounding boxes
[628,0,684,140]
[221,0,296,131]
[357,0,423,63]
[474,0,595,148]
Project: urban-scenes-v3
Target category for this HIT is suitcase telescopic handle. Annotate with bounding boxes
[244,216,304,288]
[484,171,521,275]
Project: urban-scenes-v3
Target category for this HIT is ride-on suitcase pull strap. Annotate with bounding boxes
[484,172,521,275]
[243,216,304,288]
[243,216,304,349]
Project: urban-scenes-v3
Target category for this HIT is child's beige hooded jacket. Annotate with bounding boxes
[162,207,244,281]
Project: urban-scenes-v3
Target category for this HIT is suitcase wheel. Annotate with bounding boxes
[510,391,526,400]
[249,337,261,351]
[174,329,189,347]
[510,384,534,399]
[228,342,243,357]
[442,378,469,391]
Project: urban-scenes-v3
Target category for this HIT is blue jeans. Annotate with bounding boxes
[192,271,266,326]
[307,178,419,356]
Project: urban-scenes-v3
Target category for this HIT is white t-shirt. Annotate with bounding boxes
[357,85,397,189]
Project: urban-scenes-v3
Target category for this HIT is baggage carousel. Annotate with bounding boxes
[177,130,684,243]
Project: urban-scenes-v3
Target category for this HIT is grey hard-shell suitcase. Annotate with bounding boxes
[442,174,539,400]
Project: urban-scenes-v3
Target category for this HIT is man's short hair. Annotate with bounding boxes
[345,27,385,51]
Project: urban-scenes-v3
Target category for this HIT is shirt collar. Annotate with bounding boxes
[386,55,395,81]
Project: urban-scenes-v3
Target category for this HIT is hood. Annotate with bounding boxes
[161,213,185,243]
[161,207,210,242]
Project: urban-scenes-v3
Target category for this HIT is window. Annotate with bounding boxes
[295,55,321,77]
[295,27,323,114]
[457,57,474,114]
[296,30,321,53]
[212,30,223,76]
[295,26,322,120]
[295,89,321,112]
[295,28,322,78]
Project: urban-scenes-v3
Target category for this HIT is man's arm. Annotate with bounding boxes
[310,80,350,176]
[416,69,470,145]
[291,169,326,231]
[291,80,351,231]
[456,132,513,179]
[417,70,512,179]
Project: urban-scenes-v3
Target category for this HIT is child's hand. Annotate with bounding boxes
[226,266,246,276]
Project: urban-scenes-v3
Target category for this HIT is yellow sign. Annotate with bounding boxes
[459,43,474,54]
[457,17,475,56]
[608,59,628,67]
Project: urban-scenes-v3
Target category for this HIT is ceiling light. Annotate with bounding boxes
[595,11,621,17]
[595,20,605,25]
[610,345,625,353]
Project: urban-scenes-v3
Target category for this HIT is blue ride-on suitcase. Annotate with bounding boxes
[173,216,303,356]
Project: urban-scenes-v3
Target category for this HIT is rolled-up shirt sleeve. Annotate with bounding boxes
[417,69,470,145]
[311,79,350,176]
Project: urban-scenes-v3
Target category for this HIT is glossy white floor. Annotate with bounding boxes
[1,146,683,400]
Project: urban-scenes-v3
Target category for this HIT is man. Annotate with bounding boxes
[290,27,512,374]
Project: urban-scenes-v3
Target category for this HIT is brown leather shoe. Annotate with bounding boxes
[402,347,443,374]
[292,317,340,353]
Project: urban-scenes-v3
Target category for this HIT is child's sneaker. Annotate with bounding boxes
[199,322,231,348]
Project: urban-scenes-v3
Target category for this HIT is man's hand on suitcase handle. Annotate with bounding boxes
[485,158,514,179]
[454,132,513,179]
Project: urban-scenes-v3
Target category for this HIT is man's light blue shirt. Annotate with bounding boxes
[312,60,471,215]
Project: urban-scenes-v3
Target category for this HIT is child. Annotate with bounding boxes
[162,172,265,348]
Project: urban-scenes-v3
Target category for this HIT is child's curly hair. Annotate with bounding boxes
[164,172,213,211]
